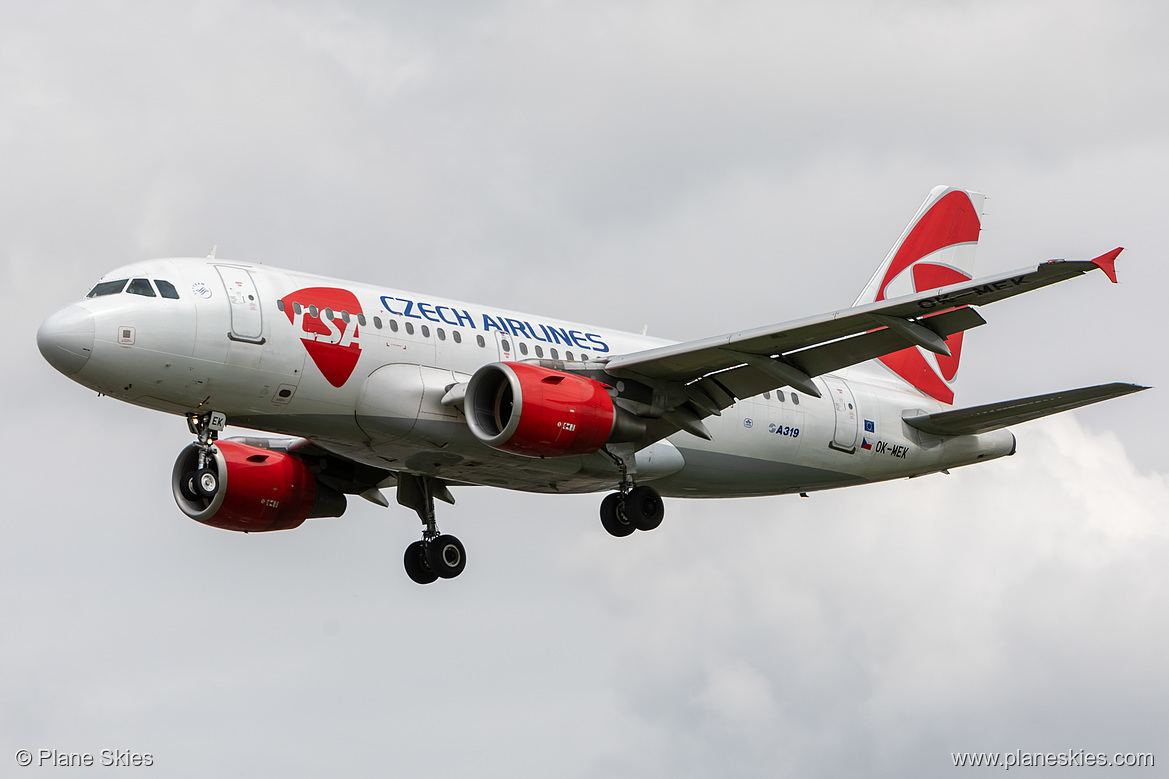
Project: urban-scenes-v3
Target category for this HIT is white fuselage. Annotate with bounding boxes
[44,258,1016,497]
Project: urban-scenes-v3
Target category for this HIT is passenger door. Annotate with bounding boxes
[215,265,264,344]
[822,375,859,453]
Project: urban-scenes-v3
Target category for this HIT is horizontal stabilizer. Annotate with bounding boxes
[902,383,1148,437]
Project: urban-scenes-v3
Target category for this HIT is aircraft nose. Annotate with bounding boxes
[37,304,95,376]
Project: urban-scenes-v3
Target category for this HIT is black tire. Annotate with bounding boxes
[625,485,664,531]
[600,492,635,537]
[180,471,201,501]
[404,540,438,584]
[195,468,219,499]
[425,534,467,579]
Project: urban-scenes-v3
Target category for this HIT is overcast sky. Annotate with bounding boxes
[3,1,1167,776]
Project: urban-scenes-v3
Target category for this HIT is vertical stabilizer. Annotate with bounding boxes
[853,186,985,405]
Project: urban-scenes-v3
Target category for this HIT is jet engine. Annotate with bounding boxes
[464,362,645,457]
[171,440,346,532]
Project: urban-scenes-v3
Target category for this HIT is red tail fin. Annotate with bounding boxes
[853,186,984,405]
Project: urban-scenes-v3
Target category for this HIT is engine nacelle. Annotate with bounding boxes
[464,362,645,457]
[171,440,346,532]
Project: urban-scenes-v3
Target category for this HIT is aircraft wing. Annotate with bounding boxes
[901,382,1148,437]
[603,250,1122,414]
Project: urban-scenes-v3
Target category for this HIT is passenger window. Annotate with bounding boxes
[293,302,302,315]
[155,280,180,299]
[792,393,800,405]
[566,351,574,361]
[127,278,156,297]
[389,319,399,332]
[550,348,559,360]
[324,308,334,321]
[405,322,414,335]
[437,328,446,341]
[476,335,485,347]
[777,390,786,402]
[763,391,771,400]
[535,345,544,358]
[341,311,351,324]
[518,343,528,355]
[453,331,462,344]
[276,299,286,312]
[357,314,366,327]
[87,279,128,297]
[373,316,383,329]
[308,305,319,318]
[501,339,511,352]
[421,325,430,338]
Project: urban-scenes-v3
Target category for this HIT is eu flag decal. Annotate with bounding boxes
[864,419,875,433]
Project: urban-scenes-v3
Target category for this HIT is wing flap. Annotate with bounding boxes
[793,306,985,379]
[901,382,1148,437]
[691,306,986,403]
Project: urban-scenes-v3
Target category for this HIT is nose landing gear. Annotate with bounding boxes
[182,411,226,502]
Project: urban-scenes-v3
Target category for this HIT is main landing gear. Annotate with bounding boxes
[598,445,664,538]
[599,485,664,537]
[403,536,465,585]
[397,473,466,585]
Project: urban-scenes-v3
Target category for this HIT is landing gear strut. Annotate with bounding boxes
[397,473,466,584]
[599,445,665,537]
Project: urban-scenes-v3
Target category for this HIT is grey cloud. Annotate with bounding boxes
[3,0,1166,776]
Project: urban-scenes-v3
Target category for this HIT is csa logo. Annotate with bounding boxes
[281,287,363,388]
[873,190,980,405]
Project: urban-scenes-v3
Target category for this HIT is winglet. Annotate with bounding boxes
[1091,247,1123,283]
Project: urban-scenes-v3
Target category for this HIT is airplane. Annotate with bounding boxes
[37,186,1146,584]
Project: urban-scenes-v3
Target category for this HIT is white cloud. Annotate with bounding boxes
[559,415,1169,776]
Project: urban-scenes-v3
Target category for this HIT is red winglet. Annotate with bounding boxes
[1091,247,1123,283]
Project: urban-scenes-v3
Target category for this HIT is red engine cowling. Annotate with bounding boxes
[464,362,644,457]
[171,440,346,532]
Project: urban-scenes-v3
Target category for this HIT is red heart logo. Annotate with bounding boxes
[873,190,980,405]
[281,287,364,388]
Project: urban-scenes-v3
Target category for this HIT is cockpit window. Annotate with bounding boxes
[155,280,180,299]
[87,279,128,297]
[127,278,156,297]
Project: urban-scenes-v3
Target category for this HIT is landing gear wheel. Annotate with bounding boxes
[180,471,201,501]
[600,492,636,537]
[404,540,438,585]
[195,468,219,499]
[425,534,466,579]
[625,485,664,531]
